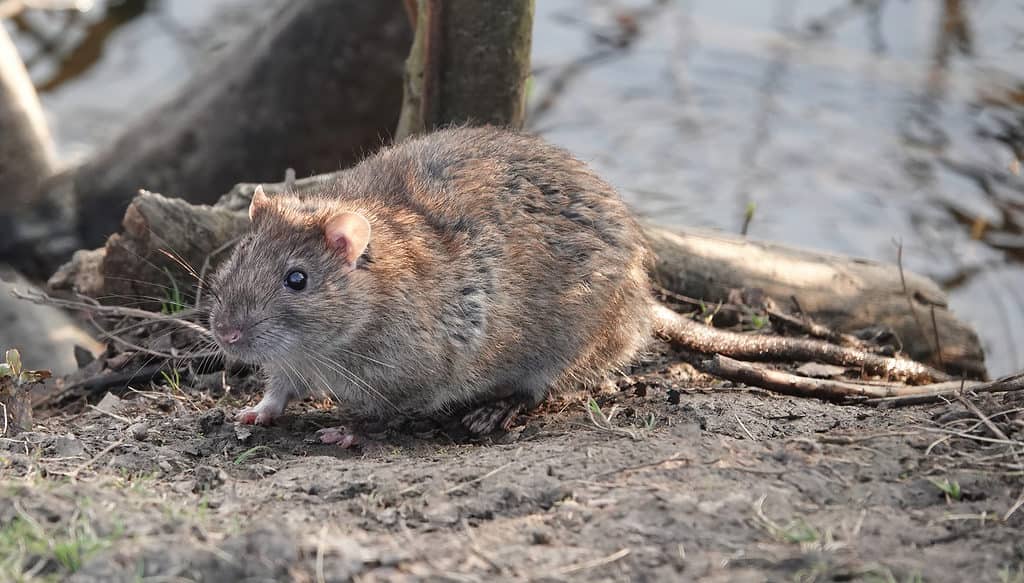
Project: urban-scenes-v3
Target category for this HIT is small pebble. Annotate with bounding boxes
[234,424,253,443]
[128,422,149,441]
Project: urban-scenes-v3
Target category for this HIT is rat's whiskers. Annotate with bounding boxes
[306,348,399,413]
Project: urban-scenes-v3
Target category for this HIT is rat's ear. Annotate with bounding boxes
[324,212,371,269]
[249,184,271,222]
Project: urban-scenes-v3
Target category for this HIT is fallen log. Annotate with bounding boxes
[48,174,987,379]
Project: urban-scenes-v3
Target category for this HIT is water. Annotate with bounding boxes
[5,0,1023,375]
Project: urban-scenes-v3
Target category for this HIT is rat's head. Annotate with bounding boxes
[208,185,374,363]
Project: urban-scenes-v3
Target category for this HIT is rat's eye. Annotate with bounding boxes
[284,269,307,291]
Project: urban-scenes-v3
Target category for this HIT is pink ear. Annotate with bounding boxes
[249,184,271,222]
[324,212,371,268]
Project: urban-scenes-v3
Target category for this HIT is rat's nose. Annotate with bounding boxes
[215,325,242,345]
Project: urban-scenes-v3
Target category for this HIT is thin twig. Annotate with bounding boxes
[867,372,1024,406]
[70,439,125,479]
[555,548,630,575]
[86,404,131,424]
[316,525,327,583]
[917,427,1021,447]
[700,355,893,401]
[196,235,242,307]
[586,452,687,481]
[735,414,757,441]
[34,364,169,409]
[12,289,214,339]
[930,305,945,369]
[895,239,934,357]
[85,314,218,360]
[444,460,515,495]
[1005,492,1024,521]
[955,392,1011,443]
[767,305,865,348]
[817,431,918,445]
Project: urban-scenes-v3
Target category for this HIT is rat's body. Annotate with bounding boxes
[210,126,659,436]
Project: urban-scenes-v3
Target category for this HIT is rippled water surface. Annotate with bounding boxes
[6,0,1023,374]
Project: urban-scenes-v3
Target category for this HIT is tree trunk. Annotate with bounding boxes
[396,0,534,139]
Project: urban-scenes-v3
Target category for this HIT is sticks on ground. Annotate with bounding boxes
[865,373,1024,407]
[701,354,1024,407]
[12,288,214,339]
[656,305,949,385]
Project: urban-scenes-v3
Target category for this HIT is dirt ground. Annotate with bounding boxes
[1,342,1022,583]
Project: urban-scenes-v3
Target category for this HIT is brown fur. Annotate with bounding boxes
[210,126,655,430]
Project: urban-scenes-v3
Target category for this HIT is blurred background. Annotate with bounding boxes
[4,0,1023,375]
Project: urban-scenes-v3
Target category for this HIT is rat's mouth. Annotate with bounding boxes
[215,331,294,365]
[215,341,259,363]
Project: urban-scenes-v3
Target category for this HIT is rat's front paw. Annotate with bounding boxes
[236,389,290,425]
[236,405,280,426]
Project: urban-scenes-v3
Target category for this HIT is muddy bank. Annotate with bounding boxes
[2,344,1021,582]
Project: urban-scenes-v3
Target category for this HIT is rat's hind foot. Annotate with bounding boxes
[462,400,525,435]
[316,426,364,448]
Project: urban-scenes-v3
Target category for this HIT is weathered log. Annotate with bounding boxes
[48,178,987,378]
[50,191,249,310]
[644,224,985,377]
[0,23,54,209]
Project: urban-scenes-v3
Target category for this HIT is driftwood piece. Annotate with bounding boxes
[50,191,248,309]
[644,223,985,378]
[49,177,987,379]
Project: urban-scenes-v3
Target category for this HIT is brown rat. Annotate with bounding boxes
[209,126,657,439]
[208,125,935,442]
